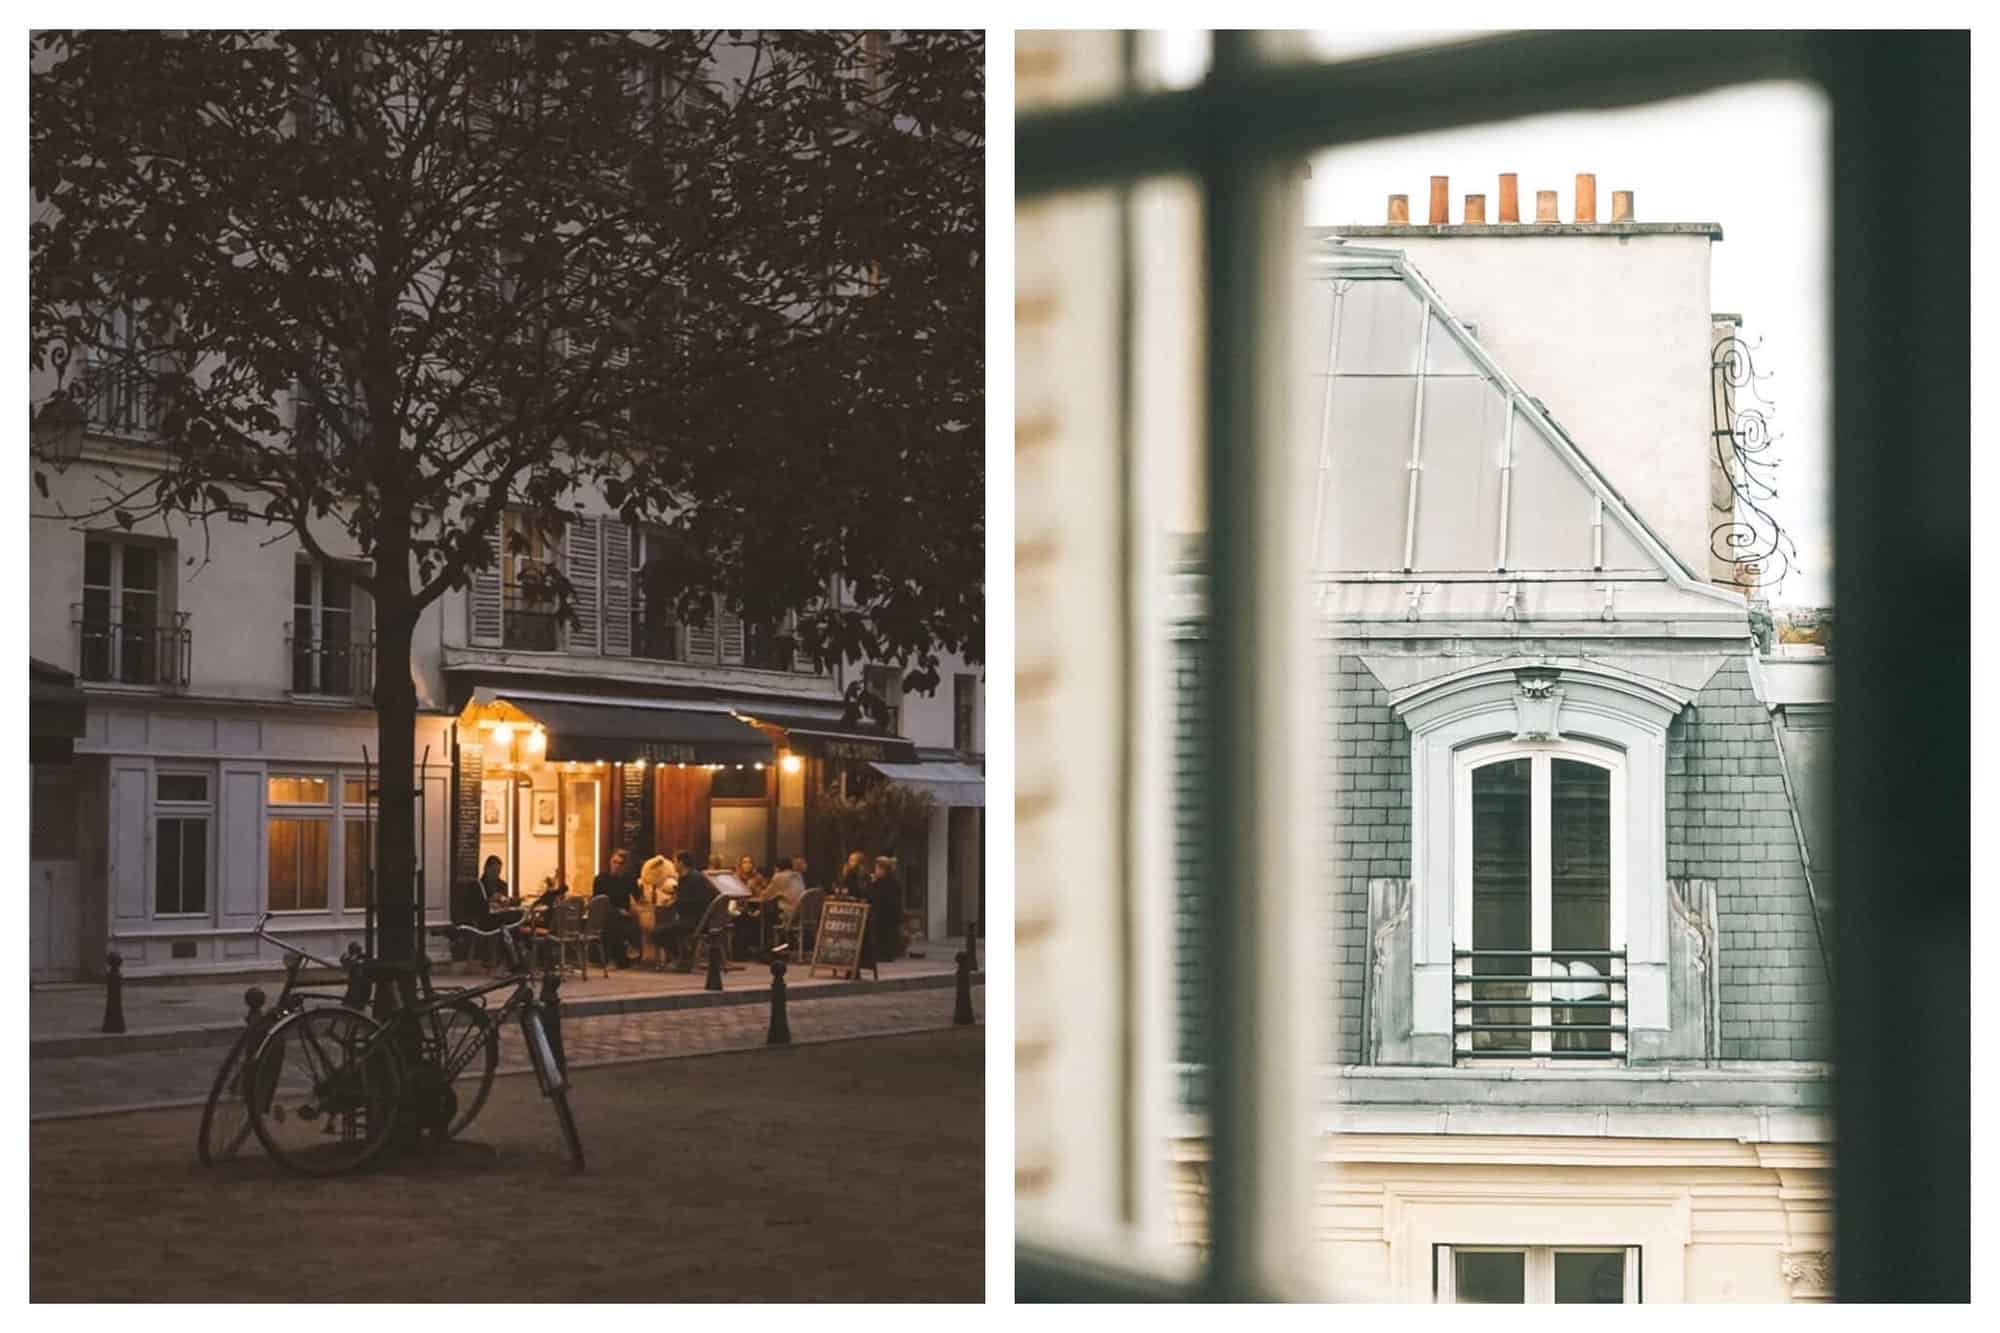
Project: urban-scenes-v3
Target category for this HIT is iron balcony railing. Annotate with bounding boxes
[285,624,375,699]
[83,366,163,437]
[501,593,562,652]
[73,606,190,688]
[1452,948,1628,1063]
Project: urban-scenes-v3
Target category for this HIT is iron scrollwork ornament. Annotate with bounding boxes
[1710,333,1797,594]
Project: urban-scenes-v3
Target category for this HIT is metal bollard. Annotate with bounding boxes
[953,948,975,1026]
[539,970,568,1077]
[243,986,267,1026]
[101,951,127,1034]
[767,960,792,1045]
[704,929,726,992]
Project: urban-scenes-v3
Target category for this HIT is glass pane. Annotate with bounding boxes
[182,820,207,914]
[1470,758,1531,1051]
[299,819,328,909]
[269,818,299,910]
[294,561,313,606]
[1332,276,1424,375]
[156,774,207,803]
[154,818,181,914]
[343,777,374,806]
[268,775,329,805]
[1551,758,1612,1052]
[121,543,157,592]
[345,818,372,909]
[1554,1250,1626,1304]
[1453,1250,1526,1303]
[83,539,110,588]
[322,565,351,610]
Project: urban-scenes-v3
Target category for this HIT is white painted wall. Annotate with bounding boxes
[1329,232,1718,575]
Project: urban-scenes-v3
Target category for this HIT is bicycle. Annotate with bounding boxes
[197,915,365,1166]
[242,903,583,1175]
[199,915,501,1165]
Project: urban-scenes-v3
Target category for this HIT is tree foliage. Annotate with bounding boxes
[30,29,983,676]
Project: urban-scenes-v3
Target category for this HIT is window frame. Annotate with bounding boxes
[1453,738,1627,1062]
[151,767,213,919]
[1017,27,1969,1304]
[266,771,334,914]
[1435,1244,1640,1304]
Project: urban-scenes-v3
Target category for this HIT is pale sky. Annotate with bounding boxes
[1155,33,1836,607]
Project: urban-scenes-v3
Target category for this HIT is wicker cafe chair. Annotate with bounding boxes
[580,895,615,979]
[787,888,827,964]
[690,893,741,973]
[548,896,588,980]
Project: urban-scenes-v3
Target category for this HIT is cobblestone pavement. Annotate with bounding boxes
[32,984,982,1118]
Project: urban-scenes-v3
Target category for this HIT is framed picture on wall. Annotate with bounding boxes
[481,796,503,832]
[532,792,558,834]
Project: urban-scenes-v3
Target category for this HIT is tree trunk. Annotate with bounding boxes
[372,601,421,964]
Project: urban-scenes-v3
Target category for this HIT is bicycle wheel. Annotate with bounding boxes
[246,1006,403,1177]
[196,1026,260,1166]
[521,1009,584,1171]
[426,997,498,1139]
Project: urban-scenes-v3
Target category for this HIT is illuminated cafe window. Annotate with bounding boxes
[1015,29,1968,1304]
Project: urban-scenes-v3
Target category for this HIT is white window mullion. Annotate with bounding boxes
[1624,1247,1642,1303]
[1527,1247,1556,1304]
[1434,1246,1456,1303]
[1531,752,1552,1056]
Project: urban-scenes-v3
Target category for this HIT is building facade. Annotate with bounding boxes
[1168,192,1835,1300]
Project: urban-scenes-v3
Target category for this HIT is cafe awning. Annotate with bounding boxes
[869,759,985,807]
[730,708,919,764]
[467,690,770,765]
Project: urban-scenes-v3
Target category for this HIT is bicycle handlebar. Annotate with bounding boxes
[253,911,348,973]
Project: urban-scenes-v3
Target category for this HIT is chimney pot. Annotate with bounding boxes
[1535,189,1559,223]
[1429,175,1449,226]
[1498,173,1520,223]
[1463,194,1487,225]
[1575,172,1598,223]
[1612,189,1635,222]
[1387,193,1409,225]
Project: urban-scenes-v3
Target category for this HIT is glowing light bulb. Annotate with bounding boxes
[780,754,803,775]
[492,723,513,746]
[525,728,545,753]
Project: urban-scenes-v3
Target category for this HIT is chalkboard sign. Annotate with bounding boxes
[809,898,871,979]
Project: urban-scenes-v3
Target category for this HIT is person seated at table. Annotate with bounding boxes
[591,848,643,968]
[478,855,511,911]
[652,851,718,971]
[638,853,677,905]
[735,854,768,899]
[762,856,807,919]
[837,850,869,898]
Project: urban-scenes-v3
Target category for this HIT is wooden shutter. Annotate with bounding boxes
[565,518,600,654]
[600,519,633,657]
[467,526,503,646]
[718,604,744,665]
[685,597,717,661]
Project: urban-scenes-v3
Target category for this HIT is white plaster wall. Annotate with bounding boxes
[1340,234,1717,576]
[889,650,984,752]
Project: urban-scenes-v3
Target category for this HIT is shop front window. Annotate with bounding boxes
[268,773,332,911]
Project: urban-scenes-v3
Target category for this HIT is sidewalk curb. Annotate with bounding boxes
[30,969,981,1060]
[31,1016,983,1124]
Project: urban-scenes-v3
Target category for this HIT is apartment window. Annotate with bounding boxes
[630,529,682,661]
[291,560,369,695]
[154,771,211,917]
[79,536,177,685]
[863,665,903,735]
[744,615,800,672]
[85,304,164,435]
[1457,742,1625,1060]
[1436,1247,1639,1304]
[953,673,979,752]
[268,773,332,912]
[502,512,563,651]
